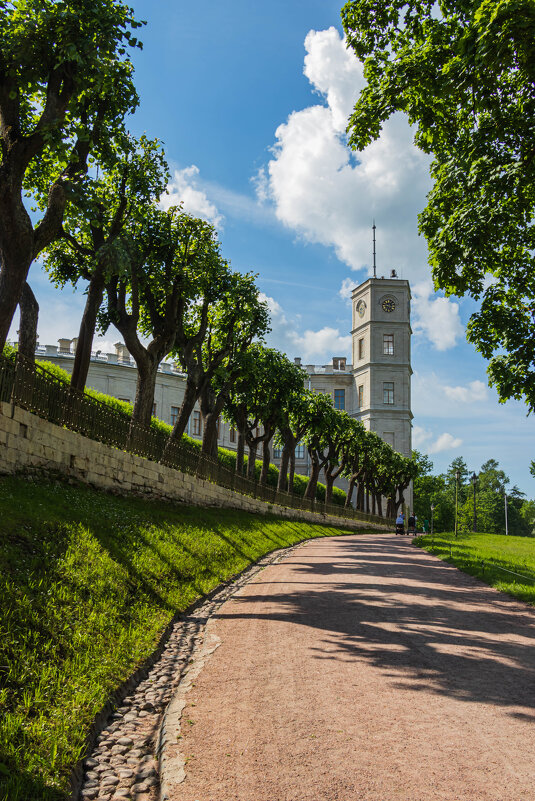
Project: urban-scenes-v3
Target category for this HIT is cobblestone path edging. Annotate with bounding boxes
[78,543,300,801]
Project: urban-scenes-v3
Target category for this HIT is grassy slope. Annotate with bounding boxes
[413,532,535,605]
[0,476,359,801]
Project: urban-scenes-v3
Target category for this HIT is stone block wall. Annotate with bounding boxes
[0,401,386,531]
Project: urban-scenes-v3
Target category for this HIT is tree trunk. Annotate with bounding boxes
[345,476,356,508]
[132,356,159,426]
[18,282,39,362]
[0,225,34,351]
[170,379,200,442]
[260,438,271,485]
[247,442,258,480]
[70,269,105,391]
[325,473,335,505]
[201,411,219,456]
[288,449,296,494]
[304,451,321,500]
[371,493,376,515]
[375,493,383,517]
[277,441,292,492]
[236,429,245,474]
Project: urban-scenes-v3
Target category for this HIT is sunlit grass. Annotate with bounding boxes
[0,475,357,800]
[413,531,535,605]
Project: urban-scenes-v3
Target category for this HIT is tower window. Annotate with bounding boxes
[358,385,364,408]
[383,382,394,404]
[383,334,394,355]
[358,338,364,360]
[334,389,345,410]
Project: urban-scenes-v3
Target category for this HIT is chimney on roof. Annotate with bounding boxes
[390,269,398,278]
[332,357,346,371]
[294,357,301,365]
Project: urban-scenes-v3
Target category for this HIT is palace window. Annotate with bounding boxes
[383,334,394,355]
[296,442,305,459]
[192,410,202,436]
[152,402,157,417]
[383,382,394,404]
[358,385,364,408]
[273,446,282,459]
[171,405,179,425]
[334,388,345,410]
[229,427,237,443]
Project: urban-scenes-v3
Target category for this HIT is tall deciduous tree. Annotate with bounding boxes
[224,345,305,483]
[105,207,224,426]
[44,134,168,390]
[194,279,270,458]
[342,0,535,410]
[0,0,141,349]
[275,388,313,493]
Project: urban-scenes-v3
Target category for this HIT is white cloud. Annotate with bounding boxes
[293,327,352,363]
[413,425,463,454]
[443,380,487,404]
[260,291,351,363]
[262,27,432,277]
[339,277,355,304]
[428,432,463,454]
[412,281,463,351]
[161,166,224,228]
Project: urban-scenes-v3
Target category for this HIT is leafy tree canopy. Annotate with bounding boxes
[342,0,535,411]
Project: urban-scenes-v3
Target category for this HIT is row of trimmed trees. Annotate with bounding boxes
[220,343,418,517]
[0,1,418,516]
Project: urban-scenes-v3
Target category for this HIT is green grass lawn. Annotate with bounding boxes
[413,531,535,605]
[0,475,361,801]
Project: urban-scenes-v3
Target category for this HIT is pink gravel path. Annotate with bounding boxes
[166,534,535,801]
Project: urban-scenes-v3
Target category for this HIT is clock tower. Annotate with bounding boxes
[351,275,412,461]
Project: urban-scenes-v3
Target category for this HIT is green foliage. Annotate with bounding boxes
[342,0,535,411]
[413,451,532,535]
[0,474,354,799]
[414,531,535,605]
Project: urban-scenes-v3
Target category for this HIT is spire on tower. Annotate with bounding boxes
[372,220,377,278]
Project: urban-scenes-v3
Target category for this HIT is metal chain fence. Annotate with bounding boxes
[0,353,392,527]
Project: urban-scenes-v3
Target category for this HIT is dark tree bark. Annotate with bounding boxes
[260,437,272,485]
[288,449,296,494]
[236,430,245,475]
[345,476,356,508]
[277,440,293,492]
[70,267,106,391]
[246,440,258,480]
[304,449,327,501]
[131,353,160,426]
[17,282,39,361]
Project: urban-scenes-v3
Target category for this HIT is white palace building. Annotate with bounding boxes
[32,273,413,493]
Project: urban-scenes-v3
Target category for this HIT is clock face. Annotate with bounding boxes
[382,298,396,313]
[356,300,366,318]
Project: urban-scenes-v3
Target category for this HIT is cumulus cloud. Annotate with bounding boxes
[411,281,463,351]
[260,292,351,363]
[444,380,488,404]
[339,277,355,304]
[161,166,224,228]
[413,425,463,454]
[260,27,432,277]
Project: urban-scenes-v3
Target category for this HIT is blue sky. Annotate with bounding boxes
[11,0,534,496]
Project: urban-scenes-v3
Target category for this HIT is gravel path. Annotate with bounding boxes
[161,534,535,801]
[78,545,302,801]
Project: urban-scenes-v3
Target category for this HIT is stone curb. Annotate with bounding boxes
[157,544,300,800]
[74,539,306,801]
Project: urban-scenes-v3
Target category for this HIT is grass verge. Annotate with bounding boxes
[0,475,360,801]
[413,531,535,605]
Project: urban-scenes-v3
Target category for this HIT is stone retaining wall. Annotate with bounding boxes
[0,401,386,531]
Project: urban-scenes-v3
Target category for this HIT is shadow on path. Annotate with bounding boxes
[216,536,535,716]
